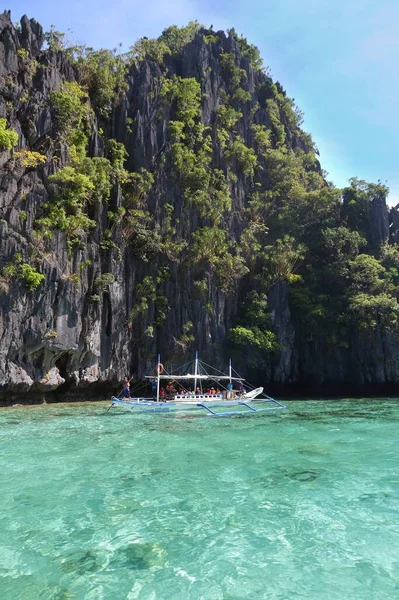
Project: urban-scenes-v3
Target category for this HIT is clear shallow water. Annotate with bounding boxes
[0,400,398,600]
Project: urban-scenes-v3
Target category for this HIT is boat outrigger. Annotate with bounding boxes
[109,353,286,417]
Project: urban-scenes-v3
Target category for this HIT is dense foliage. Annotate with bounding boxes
[0,118,18,150]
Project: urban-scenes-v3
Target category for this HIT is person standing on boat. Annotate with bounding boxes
[122,378,131,400]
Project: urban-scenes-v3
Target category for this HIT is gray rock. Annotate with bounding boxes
[36,366,65,392]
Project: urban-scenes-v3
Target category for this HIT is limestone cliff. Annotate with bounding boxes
[1,12,398,403]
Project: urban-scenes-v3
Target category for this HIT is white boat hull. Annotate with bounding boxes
[242,387,263,399]
[109,395,285,416]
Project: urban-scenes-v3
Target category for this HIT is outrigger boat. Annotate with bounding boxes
[109,353,285,417]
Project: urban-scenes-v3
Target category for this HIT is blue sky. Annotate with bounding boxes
[9,0,399,204]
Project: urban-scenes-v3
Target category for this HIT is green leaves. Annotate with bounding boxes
[17,264,45,292]
[131,38,171,64]
[171,143,210,190]
[227,29,264,70]
[50,82,91,159]
[76,48,128,118]
[347,293,399,330]
[229,291,277,357]
[94,273,114,291]
[216,105,242,130]
[50,82,89,135]
[225,138,257,178]
[161,76,202,128]
[37,164,97,243]
[0,118,18,151]
[251,124,271,154]
[266,99,285,146]
[158,22,202,54]
[342,178,389,246]
[322,227,366,262]
[14,150,46,168]
[348,254,386,294]
[229,325,277,351]
[261,236,305,287]
[48,166,95,207]
[133,21,202,66]
[220,52,247,89]
[2,258,44,292]
[190,227,248,291]
[185,169,231,223]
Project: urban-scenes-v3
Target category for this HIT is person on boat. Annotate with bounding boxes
[237,380,244,396]
[166,382,175,399]
[160,387,166,400]
[196,387,201,395]
[122,378,131,400]
[210,387,216,395]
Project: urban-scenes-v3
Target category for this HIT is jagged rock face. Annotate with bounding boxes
[0,12,398,403]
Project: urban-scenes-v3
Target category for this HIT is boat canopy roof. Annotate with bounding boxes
[145,374,243,381]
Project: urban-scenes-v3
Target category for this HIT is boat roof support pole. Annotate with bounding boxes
[229,358,232,385]
[194,351,198,395]
[156,353,160,403]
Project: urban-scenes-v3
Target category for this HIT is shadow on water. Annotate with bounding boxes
[297,446,331,456]
[109,542,167,571]
[117,468,164,486]
[252,468,321,487]
[358,492,398,507]
[38,586,75,600]
[60,549,103,575]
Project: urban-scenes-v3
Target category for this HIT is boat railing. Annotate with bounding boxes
[174,393,224,401]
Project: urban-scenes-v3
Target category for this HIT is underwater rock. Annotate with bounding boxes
[60,549,102,575]
[112,542,167,571]
[286,470,319,482]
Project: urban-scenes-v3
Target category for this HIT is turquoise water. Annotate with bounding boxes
[0,400,398,600]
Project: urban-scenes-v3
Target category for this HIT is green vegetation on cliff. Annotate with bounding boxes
[0,118,18,150]
[1,14,397,388]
